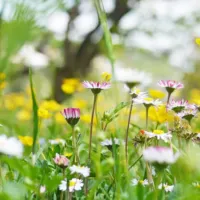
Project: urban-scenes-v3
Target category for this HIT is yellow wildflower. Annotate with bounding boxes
[61,78,83,94]
[64,152,73,157]
[72,99,87,109]
[81,114,97,124]
[17,110,31,121]
[195,38,200,46]
[38,108,51,119]
[149,89,165,99]
[81,114,91,123]
[101,72,112,81]
[148,105,174,124]
[54,112,66,124]
[40,100,61,112]
[0,73,6,80]
[61,84,75,94]
[18,136,33,146]
[0,81,6,90]
[3,93,25,110]
[63,78,80,86]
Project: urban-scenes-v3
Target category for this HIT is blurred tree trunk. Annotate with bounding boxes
[54,0,131,102]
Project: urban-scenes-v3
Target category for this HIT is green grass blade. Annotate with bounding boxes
[29,68,39,155]
[94,0,115,76]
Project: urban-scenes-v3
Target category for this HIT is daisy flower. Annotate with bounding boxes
[167,99,188,113]
[61,108,80,126]
[192,182,200,188]
[101,138,120,147]
[53,153,69,168]
[129,87,147,99]
[69,178,84,192]
[158,80,184,93]
[0,135,23,158]
[40,185,46,194]
[144,130,172,142]
[178,107,198,122]
[131,178,149,186]
[69,165,90,177]
[143,146,179,165]
[158,183,174,192]
[115,67,152,89]
[49,138,65,146]
[82,81,111,94]
[134,97,162,107]
[59,180,67,191]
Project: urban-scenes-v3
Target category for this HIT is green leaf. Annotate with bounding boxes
[102,102,129,126]
[3,182,27,200]
[29,68,39,155]
[93,0,115,75]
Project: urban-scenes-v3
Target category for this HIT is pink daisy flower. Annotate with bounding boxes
[158,80,184,93]
[53,153,69,168]
[178,107,198,122]
[143,146,179,165]
[61,108,80,126]
[82,81,111,94]
[167,99,188,113]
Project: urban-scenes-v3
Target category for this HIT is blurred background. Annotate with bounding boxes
[0,0,200,102]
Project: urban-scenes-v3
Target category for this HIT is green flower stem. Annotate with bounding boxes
[72,126,79,164]
[145,106,150,129]
[60,169,66,200]
[125,101,133,165]
[86,93,98,196]
[88,93,98,161]
[167,92,172,104]
[153,171,163,200]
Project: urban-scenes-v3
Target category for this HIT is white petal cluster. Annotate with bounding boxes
[134,97,162,107]
[69,178,84,192]
[131,178,149,186]
[49,139,66,146]
[143,146,179,164]
[144,130,172,142]
[115,67,152,86]
[69,165,90,177]
[158,183,174,192]
[101,138,121,147]
[0,135,23,158]
[59,180,67,191]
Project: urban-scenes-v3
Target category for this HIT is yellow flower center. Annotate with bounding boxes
[134,88,140,95]
[195,38,200,46]
[144,97,153,102]
[139,180,144,184]
[101,72,112,81]
[64,152,72,157]
[153,130,164,134]
[69,181,76,187]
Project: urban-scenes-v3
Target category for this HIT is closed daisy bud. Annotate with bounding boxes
[61,108,80,126]
[53,153,69,168]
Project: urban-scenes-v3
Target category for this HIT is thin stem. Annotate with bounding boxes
[145,106,149,129]
[167,92,172,104]
[60,169,66,200]
[86,94,98,196]
[88,94,98,161]
[125,101,133,165]
[153,171,163,200]
[128,155,143,171]
[72,126,79,164]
